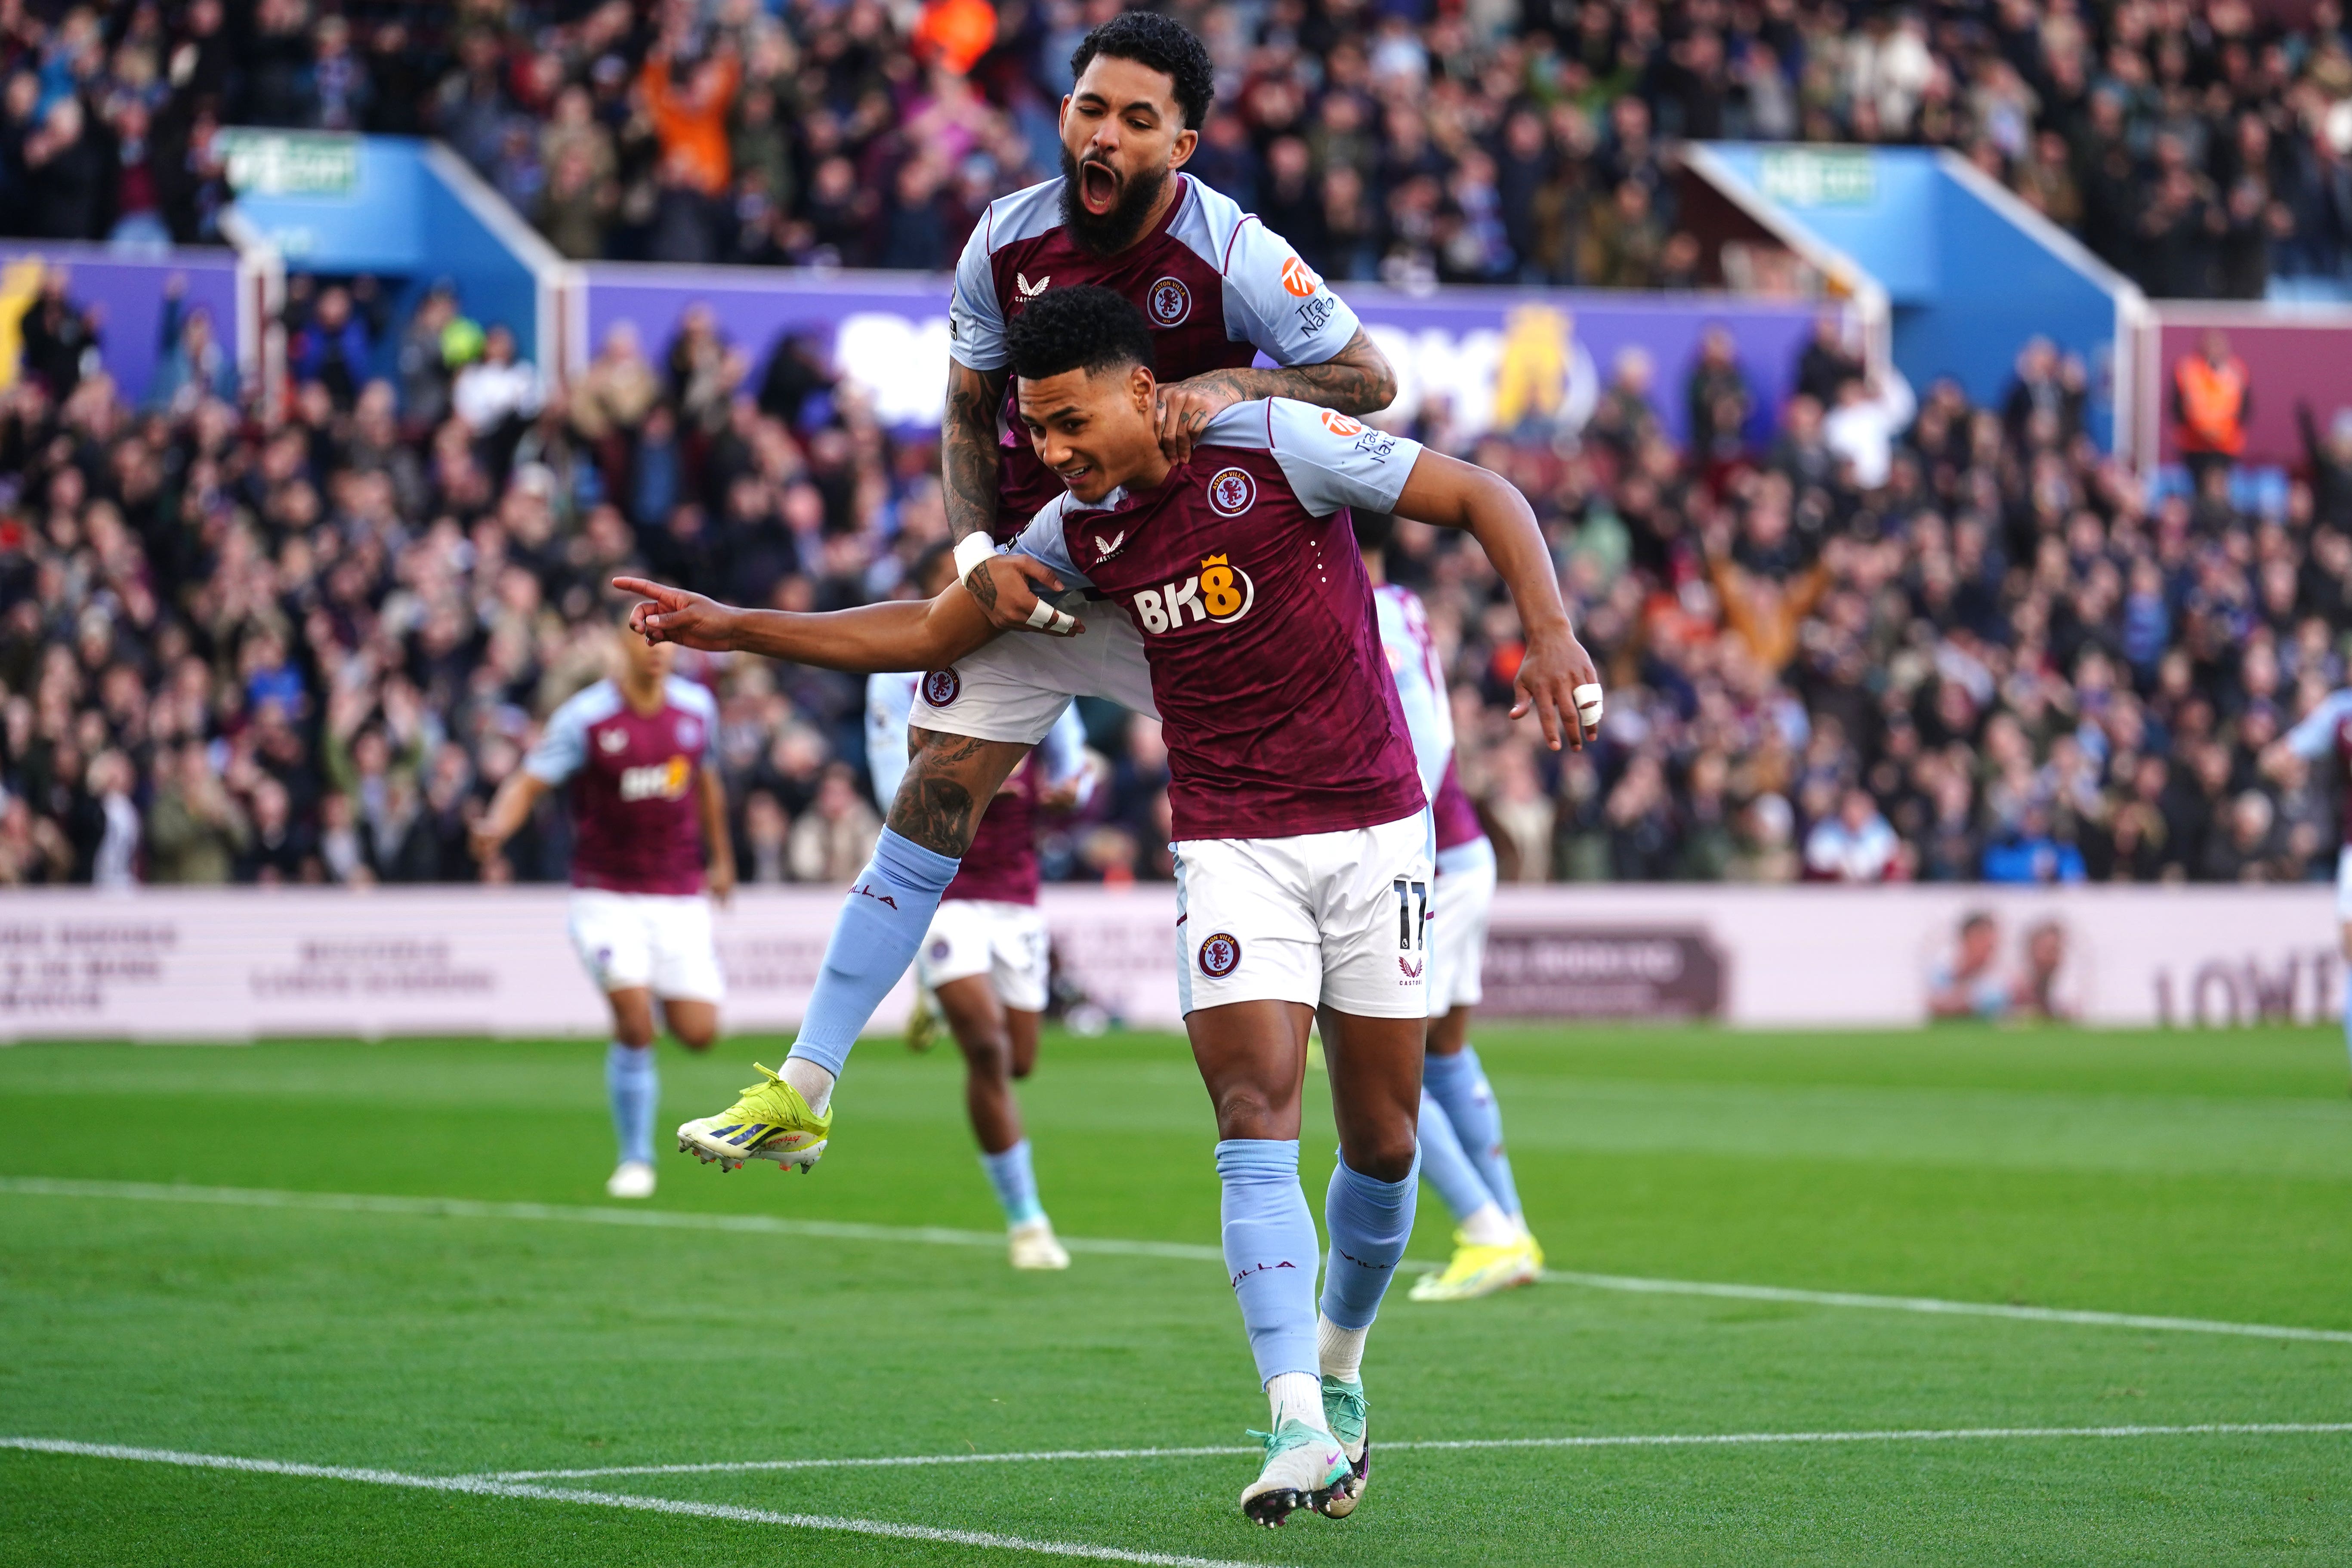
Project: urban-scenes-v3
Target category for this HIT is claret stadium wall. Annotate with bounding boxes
[0,886,2335,1043]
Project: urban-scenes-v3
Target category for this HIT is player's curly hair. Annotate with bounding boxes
[1070,12,1216,130]
[1007,285,1158,383]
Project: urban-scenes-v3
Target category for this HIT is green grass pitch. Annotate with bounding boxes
[3,1022,2350,1565]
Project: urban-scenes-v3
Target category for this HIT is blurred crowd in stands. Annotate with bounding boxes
[7,1,2352,297]
[6,248,2352,892]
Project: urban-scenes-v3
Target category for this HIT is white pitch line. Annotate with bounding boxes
[484,1423,2352,1481]
[0,1437,1258,1568]
[7,1175,2351,1346]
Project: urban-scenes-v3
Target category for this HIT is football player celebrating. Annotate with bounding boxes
[1355,513,1549,1301]
[472,599,732,1199]
[867,551,1096,1270]
[620,287,1600,1526]
[688,13,1399,1155]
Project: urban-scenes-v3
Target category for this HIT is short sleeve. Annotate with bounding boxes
[1008,497,1095,590]
[2284,690,2352,759]
[1261,398,1424,517]
[1219,218,1362,367]
[947,217,1007,373]
[1376,593,1452,801]
[865,673,918,809]
[524,694,592,785]
[1034,701,1093,803]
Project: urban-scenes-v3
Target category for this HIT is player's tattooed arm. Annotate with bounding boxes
[943,359,1011,544]
[888,730,1031,855]
[963,552,1084,636]
[1391,452,1601,752]
[1154,328,1397,462]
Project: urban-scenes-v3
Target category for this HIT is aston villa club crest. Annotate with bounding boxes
[598,728,628,753]
[923,668,961,707]
[1148,276,1191,325]
[1198,931,1242,978]
[1207,467,1256,516]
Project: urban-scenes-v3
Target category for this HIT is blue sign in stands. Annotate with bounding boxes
[1688,144,2145,454]
[223,133,563,370]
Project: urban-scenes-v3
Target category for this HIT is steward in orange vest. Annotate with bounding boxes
[2173,333,2250,459]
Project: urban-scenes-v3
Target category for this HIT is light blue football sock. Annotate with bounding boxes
[1215,1139,1319,1385]
[1416,1088,1494,1223]
[1319,1153,1420,1331]
[606,1042,657,1166]
[979,1137,1046,1226]
[785,828,960,1078]
[1422,1045,1522,1219]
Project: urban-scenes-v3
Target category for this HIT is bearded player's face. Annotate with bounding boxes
[1016,362,1159,505]
[1058,55,1197,255]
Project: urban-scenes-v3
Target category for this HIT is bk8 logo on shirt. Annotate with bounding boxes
[618,756,692,802]
[1133,554,1254,634]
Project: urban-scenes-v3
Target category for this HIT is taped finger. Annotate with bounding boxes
[1573,681,1605,729]
[1025,599,1078,635]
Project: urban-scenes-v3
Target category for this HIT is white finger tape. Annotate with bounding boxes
[1025,600,1077,635]
[1573,682,1605,725]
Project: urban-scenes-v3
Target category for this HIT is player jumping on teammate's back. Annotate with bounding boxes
[470,600,738,1200]
[649,15,1401,1195]
[867,548,1096,1270]
[1355,513,1547,1302]
[621,286,1602,1527]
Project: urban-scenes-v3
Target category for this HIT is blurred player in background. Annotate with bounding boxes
[866,546,1096,1269]
[625,286,1600,1525]
[2265,688,2352,1080]
[472,602,732,1199]
[1354,514,1545,1301]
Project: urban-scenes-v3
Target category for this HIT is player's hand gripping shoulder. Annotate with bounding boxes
[963,552,1085,637]
[615,576,740,651]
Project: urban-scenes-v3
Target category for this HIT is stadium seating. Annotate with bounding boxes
[1,1,2349,891]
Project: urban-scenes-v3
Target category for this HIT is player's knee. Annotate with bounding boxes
[1353,1131,1419,1185]
[672,1020,718,1051]
[1210,1085,1287,1140]
[959,1029,1013,1081]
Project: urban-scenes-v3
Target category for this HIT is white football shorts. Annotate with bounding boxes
[1428,835,1497,1014]
[917,898,1052,1013]
[566,889,726,1002]
[2336,846,2352,919]
[1173,809,1434,1019]
[910,610,1156,745]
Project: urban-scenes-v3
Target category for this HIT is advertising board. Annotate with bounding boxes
[1,886,2333,1042]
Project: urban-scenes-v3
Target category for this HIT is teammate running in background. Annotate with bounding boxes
[867,551,1096,1270]
[2264,688,2352,1080]
[620,287,1601,1525]
[471,603,732,1199]
[678,15,1398,1147]
[1355,514,1546,1300]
